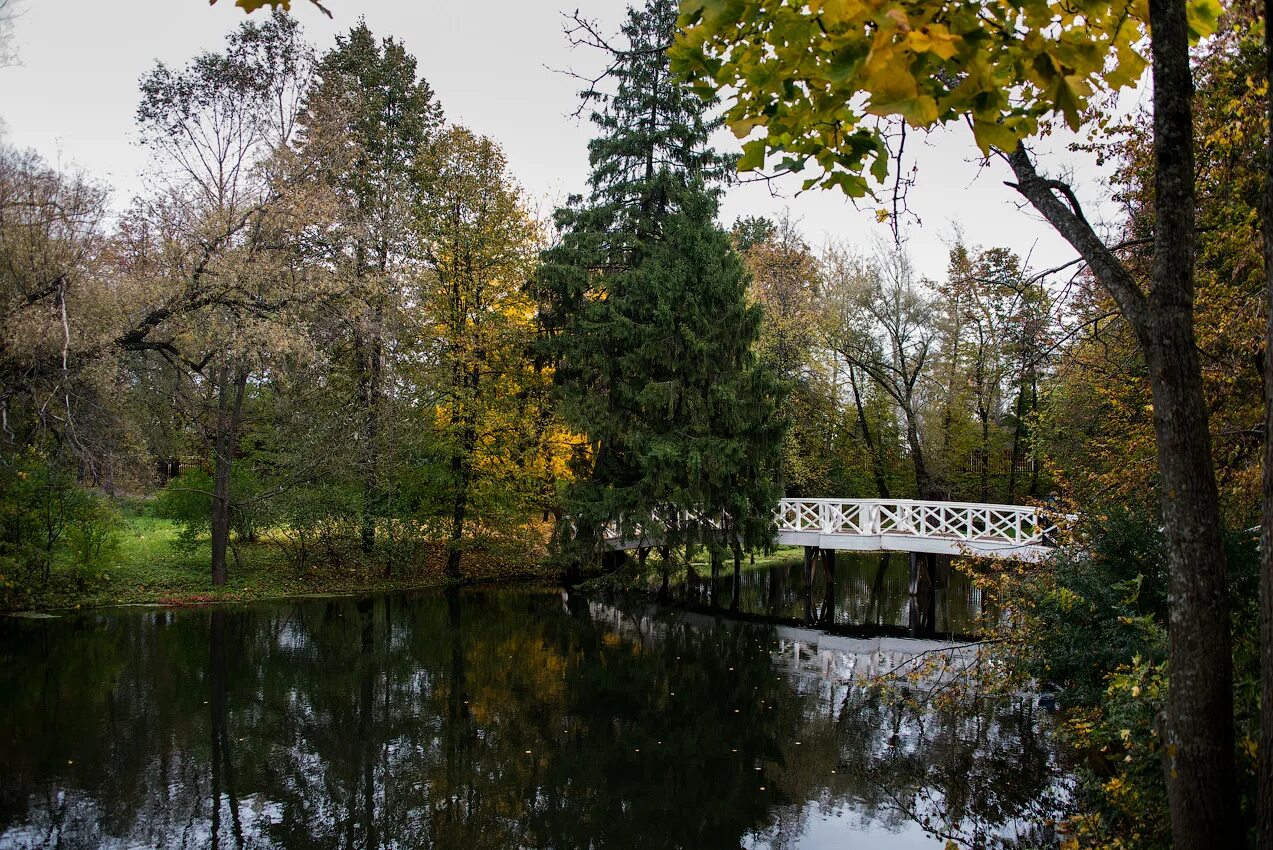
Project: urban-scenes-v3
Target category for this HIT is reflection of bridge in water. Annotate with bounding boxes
[599,498,1060,638]
[582,596,982,692]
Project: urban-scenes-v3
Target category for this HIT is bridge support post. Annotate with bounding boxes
[803,546,816,622]
[820,548,836,625]
[908,551,937,637]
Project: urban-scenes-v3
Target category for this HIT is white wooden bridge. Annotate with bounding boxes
[601,497,1059,561]
[773,498,1056,560]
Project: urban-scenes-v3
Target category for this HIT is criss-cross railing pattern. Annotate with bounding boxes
[775,498,1055,548]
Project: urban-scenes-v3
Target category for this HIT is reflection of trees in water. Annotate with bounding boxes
[715,553,985,637]
[824,685,1058,848]
[0,591,1054,849]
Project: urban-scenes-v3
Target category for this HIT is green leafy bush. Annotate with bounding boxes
[154,466,275,553]
[64,498,122,590]
[1,448,126,607]
[993,504,1259,849]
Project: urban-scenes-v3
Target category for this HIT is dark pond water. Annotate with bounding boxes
[687,550,985,638]
[1,587,1058,850]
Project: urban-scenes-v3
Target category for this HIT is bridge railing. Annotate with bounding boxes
[597,510,724,546]
[775,498,1057,546]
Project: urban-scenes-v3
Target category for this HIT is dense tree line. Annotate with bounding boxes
[726,222,1058,509]
[0,12,573,598]
[4,1,1229,608]
[2,3,788,604]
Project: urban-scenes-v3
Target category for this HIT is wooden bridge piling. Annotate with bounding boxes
[820,548,837,625]
[908,551,937,637]
[802,546,816,621]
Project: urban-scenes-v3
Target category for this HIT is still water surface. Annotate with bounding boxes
[1,581,1057,849]
[696,550,983,637]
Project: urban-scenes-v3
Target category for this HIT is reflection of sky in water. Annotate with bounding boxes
[0,589,1056,850]
[746,801,940,850]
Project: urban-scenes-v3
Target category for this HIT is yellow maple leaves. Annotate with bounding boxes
[211,0,289,11]
[211,0,331,17]
[674,0,1226,191]
[907,24,959,60]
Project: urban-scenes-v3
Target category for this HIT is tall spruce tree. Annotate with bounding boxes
[533,0,785,568]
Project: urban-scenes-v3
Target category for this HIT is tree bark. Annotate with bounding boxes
[901,401,937,499]
[847,365,891,498]
[445,414,476,582]
[710,547,721,607]
[1258,2,1273,844]
[1007,380,1029,503]
[211,363,248,588]
[1134,6,1237,841]
[1006,4,1240,842]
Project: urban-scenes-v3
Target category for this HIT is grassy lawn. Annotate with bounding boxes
[100,514,297,605]
[684,545,804,573]
[7,507,556,613]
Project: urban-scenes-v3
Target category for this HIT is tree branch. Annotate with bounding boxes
[1003,143,1150,340]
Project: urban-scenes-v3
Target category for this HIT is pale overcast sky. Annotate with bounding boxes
[0,0,1141,279]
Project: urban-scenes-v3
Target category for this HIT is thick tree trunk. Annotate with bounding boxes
[1143,302,1239,848]
[1258,3,1273,844]
[1144,6,1238,843]
[901,402,937,499]
[1006,4,1240,843]
[710,548,721,607]
[211,364,247,588]
[847,366,890,498]
[1007,380,1029,502]
[354,302,384,556]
